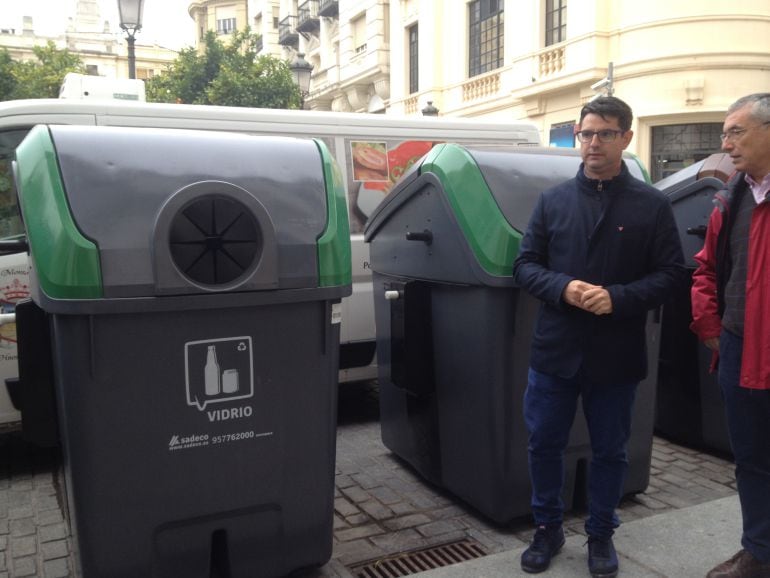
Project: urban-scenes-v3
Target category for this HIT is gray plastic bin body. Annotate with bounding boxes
[13,125,351,577]
[654,153,733,455]
[364,144,661,524]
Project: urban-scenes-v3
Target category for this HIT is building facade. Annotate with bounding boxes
[248,0,283,57]
[8,1,766,179]
[0,0,178,83]
[203,0,770,179]
[189,0,251,47]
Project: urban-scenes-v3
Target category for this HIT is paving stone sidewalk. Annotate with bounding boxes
[0,429,71,578]
[0,381,737,578]
[324,421,737,575]
[311,382,738,577]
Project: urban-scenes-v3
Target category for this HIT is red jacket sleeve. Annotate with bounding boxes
[690,206,723,341]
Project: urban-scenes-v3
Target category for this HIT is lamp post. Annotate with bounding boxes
[289,53,313,109]
[421,101,439,116]
[117,0,144,79]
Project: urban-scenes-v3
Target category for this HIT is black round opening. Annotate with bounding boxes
[169,196,262,286]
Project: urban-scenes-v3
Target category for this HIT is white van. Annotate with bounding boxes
[0,98,541,429]
[59,72,146,101]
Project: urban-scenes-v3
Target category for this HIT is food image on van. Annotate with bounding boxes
[348,139,437,233]
[351,141,389,182]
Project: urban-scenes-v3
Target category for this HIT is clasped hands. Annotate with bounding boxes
[563,279,613,315]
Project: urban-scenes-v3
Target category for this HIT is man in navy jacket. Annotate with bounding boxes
[513,96,685,577]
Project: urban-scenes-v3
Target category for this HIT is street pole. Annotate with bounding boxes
[117,0,144,80]
[127,33,136,80]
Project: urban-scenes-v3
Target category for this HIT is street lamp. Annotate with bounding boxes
[117,0,144,79]
[421,101,439,116]
[290,53,313,109]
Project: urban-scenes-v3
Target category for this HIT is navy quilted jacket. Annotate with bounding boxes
[513,161,687,384]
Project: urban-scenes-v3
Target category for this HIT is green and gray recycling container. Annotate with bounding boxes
[654,153,733,455]
[364,143,660,524]
[13,124,351,578]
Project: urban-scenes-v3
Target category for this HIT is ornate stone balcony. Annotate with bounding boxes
[539,46,565,77]
[462,72,500,102]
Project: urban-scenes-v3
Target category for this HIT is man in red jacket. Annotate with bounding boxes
[691,93,770,578]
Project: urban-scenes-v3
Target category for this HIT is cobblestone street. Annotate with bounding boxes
[0,380,736,578]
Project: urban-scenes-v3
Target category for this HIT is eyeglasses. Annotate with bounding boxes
[576,129,625,143]
[720,121,770,143]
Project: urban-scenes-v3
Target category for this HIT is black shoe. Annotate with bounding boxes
[587,535,618,578]
[520,525,565,573]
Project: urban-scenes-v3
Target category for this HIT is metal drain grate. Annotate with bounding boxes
[351,538,487,578]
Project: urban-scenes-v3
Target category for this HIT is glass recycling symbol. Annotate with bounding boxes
[184,336,254,410]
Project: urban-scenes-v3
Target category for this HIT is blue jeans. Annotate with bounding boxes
[718,330,770,562]
[523,368,638,538]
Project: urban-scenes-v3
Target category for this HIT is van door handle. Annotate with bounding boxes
[686,225,707,238]
[405,230,433,245]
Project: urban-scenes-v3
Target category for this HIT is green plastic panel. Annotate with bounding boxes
[15,125,102,299]
[421,143,522,277]
[315,138,352,287]
[624,151,652,183]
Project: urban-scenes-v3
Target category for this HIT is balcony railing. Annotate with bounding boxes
[462,72,500,102]
[278,15,299,46]
[297,0,320,33]
[539,46,565,77]
[403,96,418,115]
[319,0,339,17]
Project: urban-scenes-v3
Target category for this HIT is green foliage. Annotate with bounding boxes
[0,42,84,101]
[145,29,302,109]
[0,49,18,101]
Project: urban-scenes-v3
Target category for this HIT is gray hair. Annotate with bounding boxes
[727,93,770,123]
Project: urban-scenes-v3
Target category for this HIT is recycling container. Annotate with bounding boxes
[364,143,661,524]
[12,124,351,578]
[654,153,733,455]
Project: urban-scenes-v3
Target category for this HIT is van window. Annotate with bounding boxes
[0,128,29,238]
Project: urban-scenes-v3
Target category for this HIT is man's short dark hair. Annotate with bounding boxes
[579,96,633,132]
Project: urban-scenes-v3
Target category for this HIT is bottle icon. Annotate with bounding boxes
[204,345,221,396]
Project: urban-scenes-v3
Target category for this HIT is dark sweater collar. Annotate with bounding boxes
[576,161,630,192]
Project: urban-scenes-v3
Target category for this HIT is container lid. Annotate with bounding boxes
[365,143,648,285]
[14,125,350,302]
